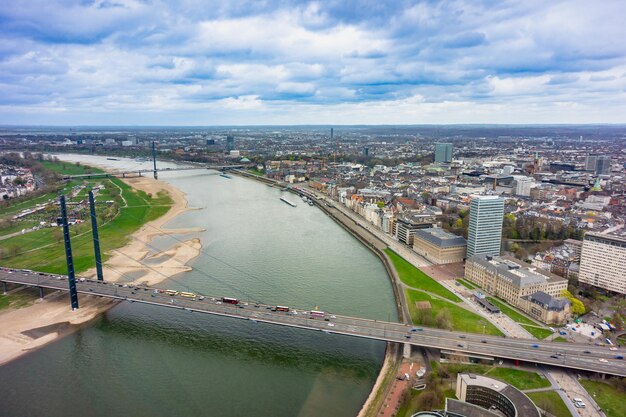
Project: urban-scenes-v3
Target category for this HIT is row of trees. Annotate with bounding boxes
[440,208,585,243]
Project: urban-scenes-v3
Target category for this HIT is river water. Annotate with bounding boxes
[0,156,397,417]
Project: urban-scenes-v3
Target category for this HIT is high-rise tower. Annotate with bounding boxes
[467,195,504,258]
[434,143,453,163]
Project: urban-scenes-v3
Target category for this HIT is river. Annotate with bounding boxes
[0,156,397,417]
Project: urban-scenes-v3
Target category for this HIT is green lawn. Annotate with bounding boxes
[553,336,569,343]
[405,289,503,335]
[485,367,550,390]
[40,160,104,175]
[487,297,539,326]
[527,391,572,417]
[385,248,461,302]
[522,325,554,340]
[456,279,476,290]
[0,220,39,237]
[247,168,265,176]
[579,379,626,417]
[1,177,173,274]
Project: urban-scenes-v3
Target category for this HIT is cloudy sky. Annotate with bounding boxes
[1,0,625,125]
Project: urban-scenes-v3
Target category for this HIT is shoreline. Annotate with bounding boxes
[0,163,202,366]
[232,169,407,417]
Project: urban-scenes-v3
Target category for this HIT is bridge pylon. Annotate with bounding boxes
[60,195,79,310]
[152,141,158,180]
[88,191,104,282]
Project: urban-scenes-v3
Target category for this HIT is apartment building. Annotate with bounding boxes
[579,232,626,295]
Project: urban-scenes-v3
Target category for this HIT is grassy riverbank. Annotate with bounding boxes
[384,248,461,302]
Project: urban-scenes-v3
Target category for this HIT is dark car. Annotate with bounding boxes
[616,355,624,360]
[531,344,539,348]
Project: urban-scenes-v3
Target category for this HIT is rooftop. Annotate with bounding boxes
[414,228,467,248]
[458,373,541,417]
[468,255,567,287]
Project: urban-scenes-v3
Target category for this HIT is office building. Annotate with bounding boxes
[513,177,534,196]
[579,232,626,295]
[392,215,434,245]
[595,155,611,175]
[585,155,598,171]
[465,255,570,324]
[435,143,453,163]
[226,135,235,152]
[413,228,467,264]
[455,374,541,417]
[467,196,504,257]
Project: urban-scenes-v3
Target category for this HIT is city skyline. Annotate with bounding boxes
[1,1,625,125]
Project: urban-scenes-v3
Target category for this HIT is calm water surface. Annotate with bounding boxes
[0,156,397,417]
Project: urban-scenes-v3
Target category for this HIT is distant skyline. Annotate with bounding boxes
[1,1,625,125]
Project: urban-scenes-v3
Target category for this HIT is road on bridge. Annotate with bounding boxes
[2,268,625,377]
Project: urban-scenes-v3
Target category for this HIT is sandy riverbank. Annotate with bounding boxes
[83,175,204,286]
[0,172,203,366]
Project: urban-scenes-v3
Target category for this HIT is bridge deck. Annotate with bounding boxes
[2,269,625,377]
[63,165,245,179]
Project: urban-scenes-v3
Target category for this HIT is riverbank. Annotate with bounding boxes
[84,175,204,286]
[0,166,202,366]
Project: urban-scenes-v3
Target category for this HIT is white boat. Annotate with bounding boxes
[280,196,297,207]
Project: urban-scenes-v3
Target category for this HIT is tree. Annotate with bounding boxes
[435,309,453,330]
[561,289,586,316]
[416,391,439,410]
[52,228,63,243]
[570,298,586,316]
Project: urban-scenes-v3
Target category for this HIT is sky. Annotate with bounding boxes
[1,0,625,125]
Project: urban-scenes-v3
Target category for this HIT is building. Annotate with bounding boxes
[465,255,569,324]
[595,155,611,175]
[513,176,534,196]
[455,373,540,417]
[579,232,626,295]
[226,135,235,152]
[467,196,504,258]
[435,143,453,163]
[392,215,434,245]
[585,155,598,171]
[413,228,467,264]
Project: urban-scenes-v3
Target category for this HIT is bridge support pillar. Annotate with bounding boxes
[38,286,44,299]
[403,342,412,359]
[60,195,79,310]
[88,191,104,282]
[2,281,7,295]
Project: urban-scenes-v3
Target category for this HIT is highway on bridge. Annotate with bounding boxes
[62,165,245,179]
[2,268,625,377]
